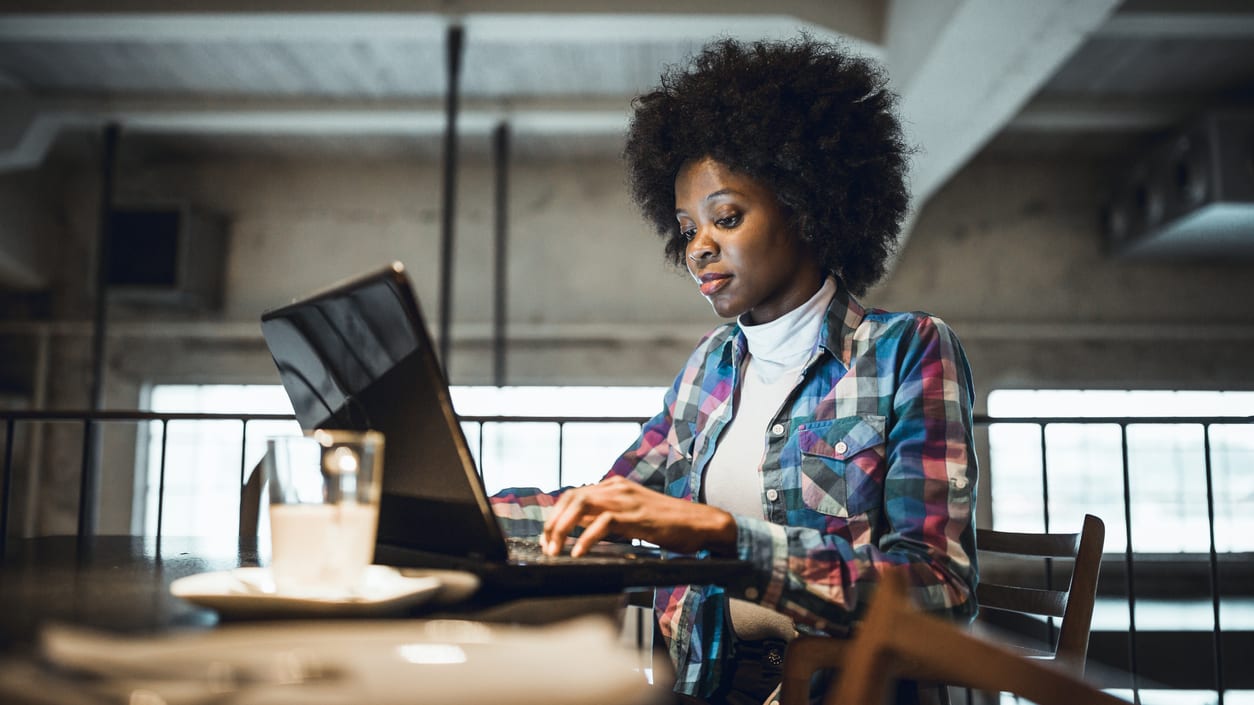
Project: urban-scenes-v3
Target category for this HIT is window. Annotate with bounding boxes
[140,384,666,538]
[987,390,1254,553]
[453,386,662,495]
[141,385,300,539]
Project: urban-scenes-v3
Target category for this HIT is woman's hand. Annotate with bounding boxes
[542,476,738,557]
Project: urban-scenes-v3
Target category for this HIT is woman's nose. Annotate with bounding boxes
[686,228,718,265]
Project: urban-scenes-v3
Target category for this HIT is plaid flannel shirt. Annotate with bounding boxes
[492,284,979,698]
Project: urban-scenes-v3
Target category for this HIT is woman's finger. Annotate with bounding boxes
[544,488,602,555]
[570,511,615,558]
[542,491,581,554]
[542,490,576,548]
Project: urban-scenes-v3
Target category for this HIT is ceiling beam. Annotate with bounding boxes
[23,95,631,132]
[886,0,1120,255]
[0,2,885,46]
[1097,0,1254,39]
[1006,97,1191,133]
[0,95,634,171]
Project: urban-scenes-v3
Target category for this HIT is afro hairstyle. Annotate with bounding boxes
[623,35,911,295]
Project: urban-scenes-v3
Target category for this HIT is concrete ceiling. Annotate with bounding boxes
[2,0,1253,289]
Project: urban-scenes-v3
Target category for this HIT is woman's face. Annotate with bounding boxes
[675,157,824,324]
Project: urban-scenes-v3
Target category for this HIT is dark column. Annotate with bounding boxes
[492,121,510,387]
[79,122,120,542]
[438,24,464,372]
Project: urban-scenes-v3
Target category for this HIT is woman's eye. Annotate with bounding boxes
[680,227,697,241]
[716,214,742,228]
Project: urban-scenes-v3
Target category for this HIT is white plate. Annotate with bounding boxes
[170,566,471,618]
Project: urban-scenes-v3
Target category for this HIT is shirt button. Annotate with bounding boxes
[833,441,848,455]
[766,489,779,502]
[745,586,760,600]
[771,423,786,436]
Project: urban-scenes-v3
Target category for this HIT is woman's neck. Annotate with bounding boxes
[738,277,836,381]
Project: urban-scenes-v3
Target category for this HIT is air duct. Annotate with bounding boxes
[1104,111,1254,258]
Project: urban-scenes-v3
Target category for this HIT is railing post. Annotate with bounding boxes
[155,419,169,549]
[237,419,250,521]
[1039,421,1056,650]
[1119,423,1141,704]
[1202,423,1226,705]
[477,422,486,478]
[556,422,565,488]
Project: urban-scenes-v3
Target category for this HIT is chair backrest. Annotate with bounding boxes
[825,569,1128,705]
[975,514,1105,673]
[238,460,264,541]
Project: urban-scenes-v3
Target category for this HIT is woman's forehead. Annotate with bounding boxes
[675,157,772,204]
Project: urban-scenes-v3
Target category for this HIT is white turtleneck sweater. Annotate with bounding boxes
[702,277,837,520]
[701,277,837,642]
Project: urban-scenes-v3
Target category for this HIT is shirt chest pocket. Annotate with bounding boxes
[796,415,886,517]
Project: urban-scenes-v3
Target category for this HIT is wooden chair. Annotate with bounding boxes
[238,459,265,540]
[779,514,1106,704]
[823,569,1127,705]
[975,514,1105,673]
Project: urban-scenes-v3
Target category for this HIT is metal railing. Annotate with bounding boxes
[2,409,1251,704]
[981,414,1254,705]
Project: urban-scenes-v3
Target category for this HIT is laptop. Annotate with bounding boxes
[259,262,751,597]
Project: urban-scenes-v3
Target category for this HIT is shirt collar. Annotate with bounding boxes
[817,277,867,368]
[736,277,836,370]
[726,276,865,372]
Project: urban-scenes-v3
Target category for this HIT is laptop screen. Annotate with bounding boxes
[259,263,509,561]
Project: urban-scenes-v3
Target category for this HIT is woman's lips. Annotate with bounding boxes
[699,273,731,296]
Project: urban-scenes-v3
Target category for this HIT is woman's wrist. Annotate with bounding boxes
[702,506,739,556]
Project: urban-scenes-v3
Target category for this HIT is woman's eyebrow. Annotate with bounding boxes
[675,188,744,215]
[703,188,740,202]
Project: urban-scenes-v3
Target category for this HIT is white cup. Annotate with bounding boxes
[263,430,385,596]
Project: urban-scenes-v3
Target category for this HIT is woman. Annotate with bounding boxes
[492,36,978,704]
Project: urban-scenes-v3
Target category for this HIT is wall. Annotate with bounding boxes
[4,144,1254,536]
[877,155,1254,401]
[0,169,56,290]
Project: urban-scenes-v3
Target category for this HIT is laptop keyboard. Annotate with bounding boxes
[505,537,553,560]
[505,536,649,564]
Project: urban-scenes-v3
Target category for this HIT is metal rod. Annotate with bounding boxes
[3,411,1250,426]
[1120,423,1141,704]
[437,24,465,371]
[1202,424,1226,705]
[79,122,121,542]
[556,422,565,488]
[156,420,169,545]
[1,418,15,559]
[1,410,295,422]
[237,419,249,520]
[1039,423,1051,532]
[492,121,510,387]
[477,422,486,478]
[1039,422,1056,650]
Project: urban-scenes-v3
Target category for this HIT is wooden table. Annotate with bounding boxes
[0,535,262,651]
